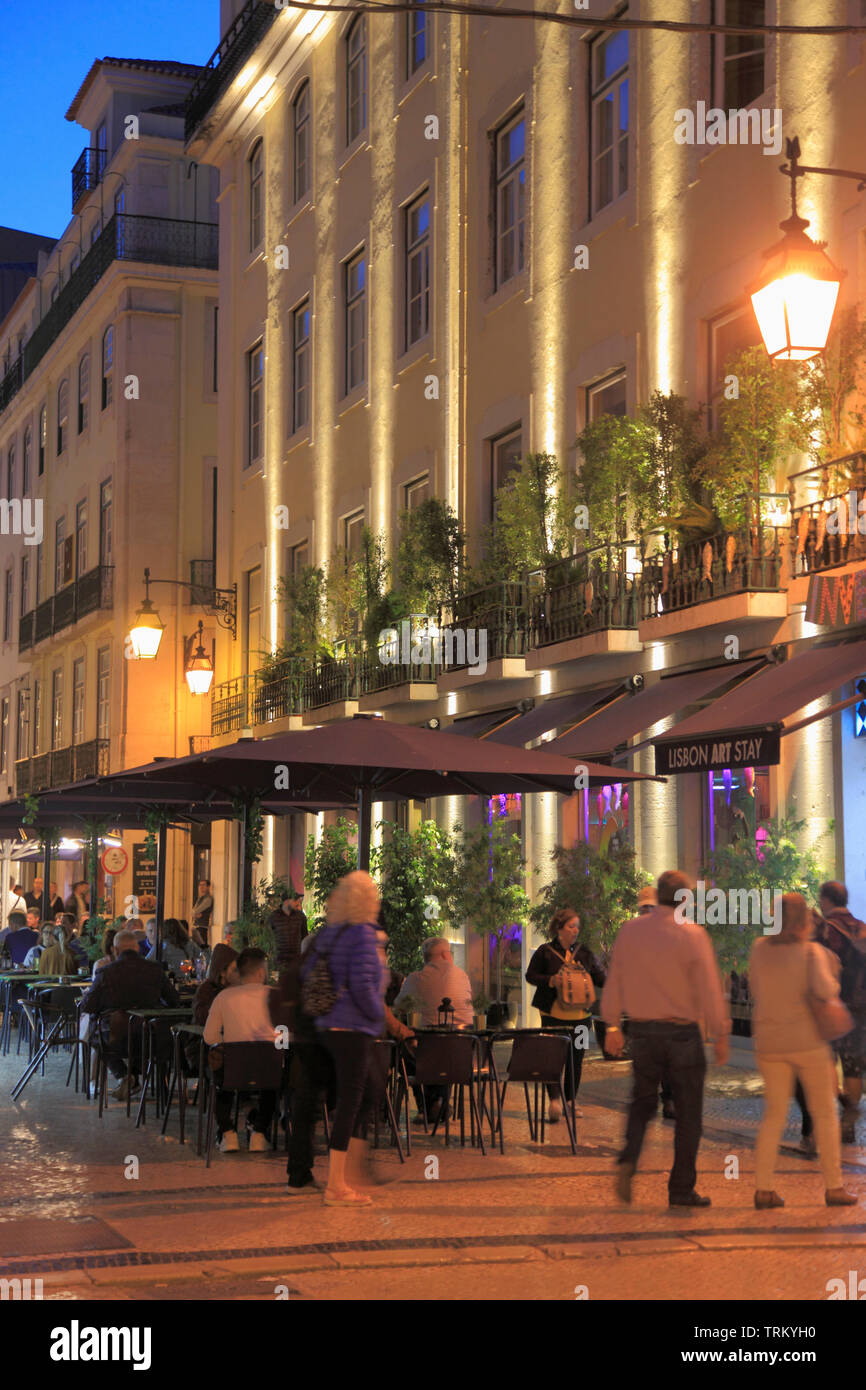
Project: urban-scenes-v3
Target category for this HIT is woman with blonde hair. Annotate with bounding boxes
[300,869,384,1206]
[749,892,857,1209]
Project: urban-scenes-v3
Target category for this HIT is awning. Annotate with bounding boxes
[550,662,762,760]
[654,637,866,773]
[487,685,622,748]
[447,709,520,739]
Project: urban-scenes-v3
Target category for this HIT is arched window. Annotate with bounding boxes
[101,327,113,410]
[293,82,310,203]
[346,18,367,144]
[22,426,31,494]
[249,140,264,251]
[57,380,69,455]
[78,353,90,433]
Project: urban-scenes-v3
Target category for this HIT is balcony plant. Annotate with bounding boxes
[798,306,866,480]
[393,498,464,626]
[451,816,529,1024]
[575,413,651,548]
[479,452,573,584]
[371,819,457,976]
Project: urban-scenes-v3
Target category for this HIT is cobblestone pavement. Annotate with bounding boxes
[1,1040,864,1302]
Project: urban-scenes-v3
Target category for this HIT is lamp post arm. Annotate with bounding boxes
[781,160,866,191]
[140,569,237,638]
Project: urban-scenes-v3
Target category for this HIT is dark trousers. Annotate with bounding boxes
[211,1071,276,1136]
[540,1014,584,1101]
[321,1030,377,1152]
[286,1040,335,1185]
[620,1022,706,1197]
[795,1079,813,1137]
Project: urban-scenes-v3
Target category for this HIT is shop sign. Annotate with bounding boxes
[655,725,781,775]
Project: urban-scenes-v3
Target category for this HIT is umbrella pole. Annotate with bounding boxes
[356,786,372,872]
[155,821,167,963]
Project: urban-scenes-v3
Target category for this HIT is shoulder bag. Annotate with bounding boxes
[549,946,596,1021]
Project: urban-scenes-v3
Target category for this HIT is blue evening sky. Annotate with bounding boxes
[2,0,217,239]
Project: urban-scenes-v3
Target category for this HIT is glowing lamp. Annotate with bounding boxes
[129,599,164,659]
[750,215,841,361]
[185,621,214,695]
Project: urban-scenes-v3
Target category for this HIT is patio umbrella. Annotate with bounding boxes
[84,714,660,870]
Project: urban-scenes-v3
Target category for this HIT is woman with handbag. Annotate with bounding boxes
[526,907,605,1122]
[749,892,857,1209]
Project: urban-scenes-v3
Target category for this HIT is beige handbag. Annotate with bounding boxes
[549,947,596,1020]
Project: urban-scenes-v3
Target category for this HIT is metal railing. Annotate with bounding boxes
[788,455,866,577]
[19,566,114,652]
[528,543,640,648]
[186,0,282,141]
[189,735,213,754]
[443,581,528,670]
[638,523,784,619]
[359,649,438,694]
[211,674,254,736]
[303,658,360,710]
[71,146,107,211]
[0,357,21,413]
[15,739,109,794]
[251,662,305,723]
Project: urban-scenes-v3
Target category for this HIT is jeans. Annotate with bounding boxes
[756,1048,842,1190]
[620,1022,706,1196]
[539,1013,584,1101]
[321,1030,378,1152]
[286,1041,335,1185]
[211,1070,276,1137]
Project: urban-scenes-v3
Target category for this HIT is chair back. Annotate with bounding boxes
[506,1032,570,1084]
[414,1033,477,1086]
[220,1040,284,1092]
[40,986,80,1016]
[150,1016,179,1061]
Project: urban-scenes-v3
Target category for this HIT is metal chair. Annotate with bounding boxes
[369,1038,408,1161]
[204,1042,285,1168]
[497,1031,577,1154]
[410,1033,487,1152]
[10,987,85,1101]
[135,1017,178,1127]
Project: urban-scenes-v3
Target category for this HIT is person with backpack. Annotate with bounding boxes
[525,906,605,1122]
[815,880,866,1144]
[299,870,384,1207]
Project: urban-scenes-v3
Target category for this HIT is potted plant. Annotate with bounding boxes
[452,817,529,1027]
[471,990,491,1031]
[398,993,422,1029]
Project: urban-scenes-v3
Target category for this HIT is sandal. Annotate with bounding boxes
[323,1188,373,1207]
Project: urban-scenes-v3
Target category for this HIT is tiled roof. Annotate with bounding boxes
[66,57,205,121]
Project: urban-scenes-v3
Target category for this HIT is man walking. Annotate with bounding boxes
[815,880,866,1143]
[602,870,729,1208]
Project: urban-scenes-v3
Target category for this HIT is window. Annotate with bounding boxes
[75,499,88,577]
[38,406,46,474]
[16,690,28,765]
[407,7,427,75]
[587,371,627,422]
[490,427,522,518]
[292,301,311,432]
[714,0,765,109]
[708,307,762,430]
[3,566,12,643]
[590,28,629,214]
[247,342,264,467]
[35,543,43,605]
[345,252,366,393]
[54,517,66,592]
[19,554,29,617]
[99,479,112,567]
[245,566,262,675]
[22,427,31,494]
[406,193,430,347]
[6,443,14,497]
[293,83,311,202]
[32,678,41,755]
[0,697,8,776]
[290,540,309,575]
[72,657,85,744]
[249,140,264,251]
[404,474,430,510]
[346,17,367,144]
[344,510,365,557]
[51,669,63,751]
[78,354,89,433]
[212,305,219,393]
[101,326,114,409]
[96,647,110,741]
[494,112,525,288]
[57,379,69,455]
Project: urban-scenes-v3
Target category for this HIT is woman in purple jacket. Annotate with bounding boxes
[301,870,384,1206]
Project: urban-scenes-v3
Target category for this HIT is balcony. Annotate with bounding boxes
[303,658,360,712]
[638,519,786,639]
[442,582,528,674]
[251,662,305,724]
[186,0,282,142]
[19,565,114,653]
[15,738,108,795]
[71,146,107,212]
[211,674,253,737]
[528,544,640,650]
[0,356,21,413]
[789,455,866,578]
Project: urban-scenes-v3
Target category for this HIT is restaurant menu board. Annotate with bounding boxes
[132,843,157,906]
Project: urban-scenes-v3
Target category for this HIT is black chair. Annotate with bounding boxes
[135,1017,179,1128]
[369,1038,408,1161]
[497,1032,577,1154]
[204,1042,285,1168]
[410,1033,487,1152]
[10,987,84,1101]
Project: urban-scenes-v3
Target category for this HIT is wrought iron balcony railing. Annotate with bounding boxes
[18,609,34,653]
[186,0,282,141]
[444,581,528,671]
[359,649,438,695]
[788,455,866,577]
[251,662,305,723]
[211,674,254,736]
[19,565,114,652]
[528,543,640,648]
[71,146,107,212]
[0,357,21,413]
[638,523,784,620]
[303,658,359,710]
[17,738,109,794]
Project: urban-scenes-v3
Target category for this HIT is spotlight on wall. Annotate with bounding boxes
[626,674,645,691]
[425,718,441,730]
[767,644,788,665]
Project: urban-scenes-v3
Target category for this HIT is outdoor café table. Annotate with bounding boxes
[160,1022,206,1151]
[10,980,92,1101]
[0,974,49,1055]
[125,1006,193,1121]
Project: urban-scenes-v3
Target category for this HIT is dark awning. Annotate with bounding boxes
[654,638,866,773]
[550,662,762,760]
[487,685,622,748]
[447,709,520,739]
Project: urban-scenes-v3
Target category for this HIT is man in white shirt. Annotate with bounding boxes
[203,946,279,1152]
[394,937,474,1027]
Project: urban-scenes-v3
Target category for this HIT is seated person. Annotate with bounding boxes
[393,937,472,1123]
[24,923,56,969]
[0,912,40,966]
[203,947,277,1152]
[81,929,180,1100]
[93,927,118,975]
[186,943,238,1072]
[36,924,79,976]
[66,925,90,971]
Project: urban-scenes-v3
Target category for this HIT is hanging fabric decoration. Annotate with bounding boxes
[725,534,736,573]
[701,541,713,582]
[816,510,827,552]
[661,552,671,595]
[796,508,811,556]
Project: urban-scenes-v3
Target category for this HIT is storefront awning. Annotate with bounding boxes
[487,685,622,748]
[447,708,523,739]
[654,637,866,774]
[550,662,762,760]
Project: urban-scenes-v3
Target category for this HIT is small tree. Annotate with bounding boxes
[640,390,709,527]
[304,817,358,929]
[481,452,573,581]
[798,306,866,476]
[275,563,327,663]
[371,819,457,975]
[574,413,651,545]
[529,840,648,963]
[393,498,464,622]
[451,817,529,1002]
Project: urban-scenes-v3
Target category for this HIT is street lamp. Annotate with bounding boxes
[750,137,866,363]
[185,620,215,695]
[127,566,237,663]
[129,585,165,659]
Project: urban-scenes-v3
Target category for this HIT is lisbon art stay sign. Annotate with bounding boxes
[654,725,781,775]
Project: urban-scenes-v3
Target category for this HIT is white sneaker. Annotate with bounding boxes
[218,1130,240,1153]
[248,1131,269,1152]
[111,1077,130,1101]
